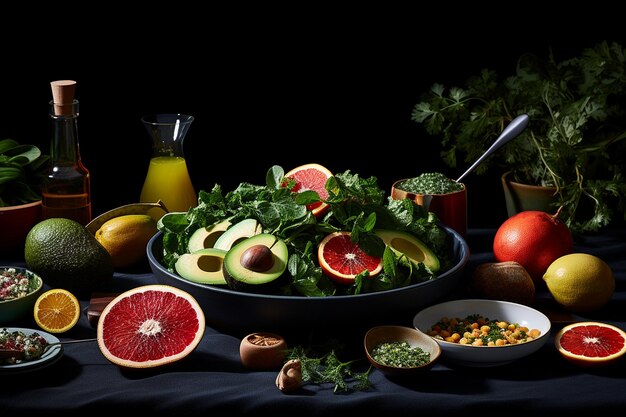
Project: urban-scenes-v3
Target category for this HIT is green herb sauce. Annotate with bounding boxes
[398,172,463,195]
[371,341,431,368]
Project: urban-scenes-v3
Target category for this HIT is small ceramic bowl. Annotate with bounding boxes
[0,266,44,324]
[239,331,288,371]
[364,325,441,376]
[413,299,551,367]
[0,201,42,254]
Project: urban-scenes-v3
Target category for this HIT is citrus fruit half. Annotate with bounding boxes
[318,231,383,284]
[554,322,626,367]
[34,288,81,333]
[283,163,333,217]
[97,285,205,369]
[493,208,573,283]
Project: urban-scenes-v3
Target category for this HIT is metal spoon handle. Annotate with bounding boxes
[455,114,529,183]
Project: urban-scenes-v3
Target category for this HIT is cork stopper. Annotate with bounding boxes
[50,80,77,116]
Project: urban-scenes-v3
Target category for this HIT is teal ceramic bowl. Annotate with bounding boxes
[0,266,44,324]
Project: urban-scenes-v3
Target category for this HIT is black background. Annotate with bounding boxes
[3,8,624,229]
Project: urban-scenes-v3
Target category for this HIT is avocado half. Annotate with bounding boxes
[374,229,440,272]
[188,219,232,253]
[214,218,263,251]
[175,248,228,285]
[223,234,288,292]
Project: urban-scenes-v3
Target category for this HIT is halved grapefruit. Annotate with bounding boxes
[97,285,205,369]
[318,231,383,285]
[554,321,626,367]
[283,163,333,217]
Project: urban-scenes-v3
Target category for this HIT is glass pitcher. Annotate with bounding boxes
[139,114,197,219]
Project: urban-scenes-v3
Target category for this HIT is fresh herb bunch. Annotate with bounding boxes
[0,138,49,206]
[411,41,626,233]
[285,344,372,393]
[158,165,451,297]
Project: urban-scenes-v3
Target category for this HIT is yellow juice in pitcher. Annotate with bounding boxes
[140,156,197,219]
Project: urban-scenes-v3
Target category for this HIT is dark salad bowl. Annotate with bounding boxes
[147,225,469,336]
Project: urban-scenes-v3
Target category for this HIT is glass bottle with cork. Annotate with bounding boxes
[41,80,92,225]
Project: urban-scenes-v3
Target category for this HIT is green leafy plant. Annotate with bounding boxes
[411,41,626,233]
[0,138,49,207]
[285,342,372,393]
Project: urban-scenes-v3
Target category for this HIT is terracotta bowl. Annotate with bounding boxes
[239,331,288,371]
[364,325,441,377]
[0,201,42,254]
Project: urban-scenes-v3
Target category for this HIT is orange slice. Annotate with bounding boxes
[34,289,81,333]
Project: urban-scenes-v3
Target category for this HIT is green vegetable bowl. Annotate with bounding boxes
[147,224,470,335]
[0,266,44,325]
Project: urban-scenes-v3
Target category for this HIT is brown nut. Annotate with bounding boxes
[240,332,287,371]
[471,261,536,305]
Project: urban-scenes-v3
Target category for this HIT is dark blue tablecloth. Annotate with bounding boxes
[1,228,625,415]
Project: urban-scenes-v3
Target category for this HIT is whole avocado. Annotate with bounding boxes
[25,218,114,294]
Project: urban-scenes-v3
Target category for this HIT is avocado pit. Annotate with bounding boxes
[240,244,275,272]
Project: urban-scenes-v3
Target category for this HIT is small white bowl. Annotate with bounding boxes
[413,299,551,367]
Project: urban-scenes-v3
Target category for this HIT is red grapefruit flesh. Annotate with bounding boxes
[493,208,573,283]
[283,163,332,217]
[554,321,626,367]
[97,285,205,369]
[318,231,383,285]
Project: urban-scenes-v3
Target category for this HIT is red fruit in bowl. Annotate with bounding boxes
[493,207,573,283]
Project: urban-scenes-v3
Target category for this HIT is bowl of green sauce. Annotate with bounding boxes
[364,325,441,377]
[392,173,467,236]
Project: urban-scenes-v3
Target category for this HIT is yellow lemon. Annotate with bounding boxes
[95,214,158,268]
[543,253,614,312]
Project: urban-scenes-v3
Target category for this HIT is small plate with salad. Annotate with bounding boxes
[0,327,63,374]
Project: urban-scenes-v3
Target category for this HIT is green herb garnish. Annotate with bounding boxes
[285,344,372,393]
[371,341,431,368]
[397,172,464,195]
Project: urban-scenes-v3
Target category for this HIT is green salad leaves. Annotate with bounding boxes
[158,165,451,297]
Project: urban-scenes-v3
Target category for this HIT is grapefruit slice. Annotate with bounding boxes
[283,163,333,217]
[318,231,383,284]
[554,321,626,367]
[97,285,205,369]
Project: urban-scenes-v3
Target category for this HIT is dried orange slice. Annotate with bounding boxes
[33,288,81,333]
[554,321,626,367]
[318,231,383,285]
